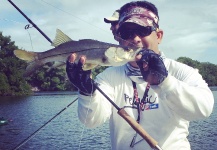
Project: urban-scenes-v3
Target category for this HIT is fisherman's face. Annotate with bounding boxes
[118,23,163,67]
[110,22,120,41]
[119,23,163,52]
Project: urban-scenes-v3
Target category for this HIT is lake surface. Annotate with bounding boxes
[0,91,216,150]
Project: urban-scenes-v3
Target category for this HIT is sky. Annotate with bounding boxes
[1,0,217,64]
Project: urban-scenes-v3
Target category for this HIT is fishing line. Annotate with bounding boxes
[0,18,24,25]
[40,0,109,34]
[25,24,34,51]
[13,97,78,150]
[40,0,145,49]
[64,66,94,149]
[77,80,95,150]
[0,18,34,51]
[0,18,35,52]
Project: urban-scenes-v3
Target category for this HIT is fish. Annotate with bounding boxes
[14,29,140,77]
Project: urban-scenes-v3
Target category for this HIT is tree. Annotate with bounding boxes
[0,73,10,95]
[177,57,200,69]
[0,32,32,96]
[26,63,73,91]
[199,62,217,86]
[177,57,217,86]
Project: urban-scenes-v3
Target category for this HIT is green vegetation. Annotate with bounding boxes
[0,31,105,96]
[25,62,106,92]
[0,32,32,96]
[177,57,217,86]
[0,32,217,96]
[26,62,71,91]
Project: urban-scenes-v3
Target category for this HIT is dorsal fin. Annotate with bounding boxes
[51,29,72,47]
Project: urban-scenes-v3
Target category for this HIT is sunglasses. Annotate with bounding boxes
[118,26,157,40]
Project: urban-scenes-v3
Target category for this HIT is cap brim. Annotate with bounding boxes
[104,17,118,23]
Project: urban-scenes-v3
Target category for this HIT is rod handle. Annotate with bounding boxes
[118,108,158,149]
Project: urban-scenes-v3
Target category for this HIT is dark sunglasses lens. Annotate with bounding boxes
[138,27,152,37]
[120,30,133,40]
[119,26,154,40]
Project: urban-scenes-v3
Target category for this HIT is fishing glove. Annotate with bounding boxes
[66,60,96,96]
[136,49,168,85]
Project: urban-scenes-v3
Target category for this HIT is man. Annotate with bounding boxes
[66,1,214,150]
[104,10,120,41]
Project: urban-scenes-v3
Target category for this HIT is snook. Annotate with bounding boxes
[14,29,140,76]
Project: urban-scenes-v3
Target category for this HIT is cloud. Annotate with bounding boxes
[156,0,217,62]
[1,0,217,64]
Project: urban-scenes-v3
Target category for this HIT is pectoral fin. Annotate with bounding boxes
[83,63,98,70]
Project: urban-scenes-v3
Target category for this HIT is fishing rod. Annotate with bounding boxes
[8,0,52,44]
[92,80,163,150]
[13,97,78,150]
[7,3,78,149]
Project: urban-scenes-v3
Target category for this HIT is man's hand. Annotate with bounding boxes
[136,49,168,85]
[66,53,96,95]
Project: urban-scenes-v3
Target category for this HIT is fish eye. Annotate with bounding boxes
[122,46,131,51]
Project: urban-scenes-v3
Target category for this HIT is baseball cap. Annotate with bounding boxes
[104,10,119,23]
[119,6,159,28]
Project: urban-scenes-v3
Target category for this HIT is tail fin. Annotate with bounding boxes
[14,50,37,62]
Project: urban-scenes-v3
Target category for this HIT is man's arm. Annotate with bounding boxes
[66,53,112,128]
[153,60,214,121]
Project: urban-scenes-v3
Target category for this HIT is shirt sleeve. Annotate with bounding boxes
[77,69,115,128]
[153,60,214,121]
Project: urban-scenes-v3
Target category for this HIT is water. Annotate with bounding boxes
[0,92,110,150]
[0,91,216,150]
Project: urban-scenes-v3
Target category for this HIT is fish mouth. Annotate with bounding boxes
[121,46,132,52]
[125,44,144,52]
[105,46,142,65]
